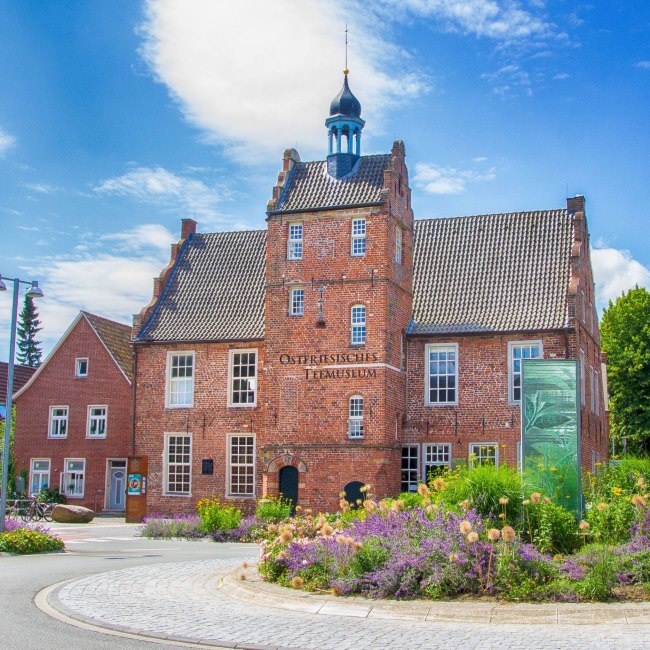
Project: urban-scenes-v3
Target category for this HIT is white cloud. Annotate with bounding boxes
[389,0,554,42]
[94,166,230,226]
[0,128,16,156]
[138,0,427,162]
[591,246,650,310]
[553,73,570,80]
[635,61,650,70]
[24,182,59,194]
[413,161,496,194]
[482,64,532,95]
[0,226,176,359]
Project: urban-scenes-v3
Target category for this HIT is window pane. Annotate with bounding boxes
[427,346,457,403]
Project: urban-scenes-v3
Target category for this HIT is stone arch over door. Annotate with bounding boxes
[263,452,307,500]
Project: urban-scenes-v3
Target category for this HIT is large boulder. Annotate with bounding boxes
[52,504,95,523]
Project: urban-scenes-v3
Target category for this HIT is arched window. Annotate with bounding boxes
[343,480,365,508]
[348,395,364,438]
[351,304,366,345]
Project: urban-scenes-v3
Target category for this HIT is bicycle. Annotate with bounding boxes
[20,496,54,522]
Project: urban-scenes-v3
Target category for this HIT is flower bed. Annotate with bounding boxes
[1,518,64,554]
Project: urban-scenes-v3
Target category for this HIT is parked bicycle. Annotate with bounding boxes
[20,496,54,522]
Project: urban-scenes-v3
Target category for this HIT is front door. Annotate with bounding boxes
[109,462,126,510]
[279,466,299,514]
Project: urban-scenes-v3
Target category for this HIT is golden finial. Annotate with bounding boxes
[344,24,349,75]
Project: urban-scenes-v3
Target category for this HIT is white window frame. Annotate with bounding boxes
[423,443,452,481]
[228,349,258,407]
[165,351,195,408]
[469,443,499,467]
[163,433,192,496]
[48,405,69,438]
[350,305,366,345]
[30,458,50,495]
[590,366,596,413]
[351,218,366,256]
[401,444,419,493]
[395,226,403,264]
[287,222,303,260]
[289,286,305,316]
[508,340,543,404]
[348,395,364,439]
[595,368,600,416]
[61,458,86,498]
[75,357,88,378]
[87,405,108,438]
[227,434,256,498]
[580,350,586,406]
[425,343,458,406]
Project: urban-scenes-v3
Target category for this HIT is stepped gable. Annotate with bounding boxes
[83,312,133,380]
[410,210,573,335]
[136,230,267,343]
[273,154,391,213]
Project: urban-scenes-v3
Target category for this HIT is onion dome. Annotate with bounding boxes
[329,72,362,118]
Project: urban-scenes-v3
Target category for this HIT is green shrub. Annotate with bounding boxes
[348,537,390,577]
[576,548,617,601]
[524,501,581,554]
[0,528,64,554]
[433,463,523,524]
[36,486,66,504]
[585,498,635,545]
[396,492,424,509]
[255,496,293,522]
[196,497,242,534]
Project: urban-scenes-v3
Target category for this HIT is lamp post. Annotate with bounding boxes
[0,274,44,532]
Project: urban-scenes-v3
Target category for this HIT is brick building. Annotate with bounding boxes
[132,73,608,515]
[13,311,132,511]
[1,361,36,421]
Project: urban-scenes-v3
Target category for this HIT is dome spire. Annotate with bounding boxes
[325,27,365,178]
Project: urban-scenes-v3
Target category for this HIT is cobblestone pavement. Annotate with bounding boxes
[50,559,650,650]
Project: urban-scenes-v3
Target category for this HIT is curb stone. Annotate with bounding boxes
[223,564,650,625]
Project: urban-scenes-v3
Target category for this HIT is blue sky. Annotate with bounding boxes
[1,0,649,360]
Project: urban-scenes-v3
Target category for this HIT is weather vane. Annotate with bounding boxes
[344,24,349,75]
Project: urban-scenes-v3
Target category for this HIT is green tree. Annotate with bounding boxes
[600,286,650,453]
[16,295,42,367]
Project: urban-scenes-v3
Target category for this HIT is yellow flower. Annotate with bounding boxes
[612,487,623,497]
[550,467,558,473]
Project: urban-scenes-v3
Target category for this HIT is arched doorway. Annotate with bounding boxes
[279,466,299,514]
[343,480,365,509]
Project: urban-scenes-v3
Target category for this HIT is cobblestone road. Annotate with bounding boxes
[52,559,650,650]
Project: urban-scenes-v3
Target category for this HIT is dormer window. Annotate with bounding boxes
[288,223,303,260]
[75,358,88,378]
[351,218,366,256]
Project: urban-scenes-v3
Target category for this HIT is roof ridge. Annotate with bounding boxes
[82,310,131,330]
[415,209,567,224]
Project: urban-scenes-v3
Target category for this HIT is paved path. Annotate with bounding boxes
[46,558,650,650]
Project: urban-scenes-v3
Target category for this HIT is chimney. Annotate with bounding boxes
[566,195,585,214]
[181,218,197,240]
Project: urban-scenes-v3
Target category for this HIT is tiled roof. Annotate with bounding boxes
[410,210,573,335]
[0,362,36,406]
[83,312,133,380]
[136,230,266,343]
[274,154,390,212]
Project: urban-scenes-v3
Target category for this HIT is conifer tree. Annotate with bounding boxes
[16,295,43,367]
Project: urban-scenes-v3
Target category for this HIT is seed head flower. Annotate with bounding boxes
[321,523,334,536]
[502,526,516,542]
[277,551,287,561]
[636,477,647,489]
[596,502,608,512]
[449,553,459,562]
[290,576,304,589]
[467,531,479,543]
[417,483,430,496]
[499,497,509,505]
[280,530,293,543]
[432,477,447,492]
[268,523,278,533]
[487,528,501,541]
[459,499,470,511]
[631,494,646,507]
[522,499,530,506]
[364,499,378,513]
[579,520,590,530]
[530,492,542,505]
[553,554,563,561]
[459,520,472,536]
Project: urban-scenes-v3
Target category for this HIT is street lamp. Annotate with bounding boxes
[0,274,44,532]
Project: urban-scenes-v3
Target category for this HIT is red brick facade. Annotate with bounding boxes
[133,145,609,516]
[13,314,132,511]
